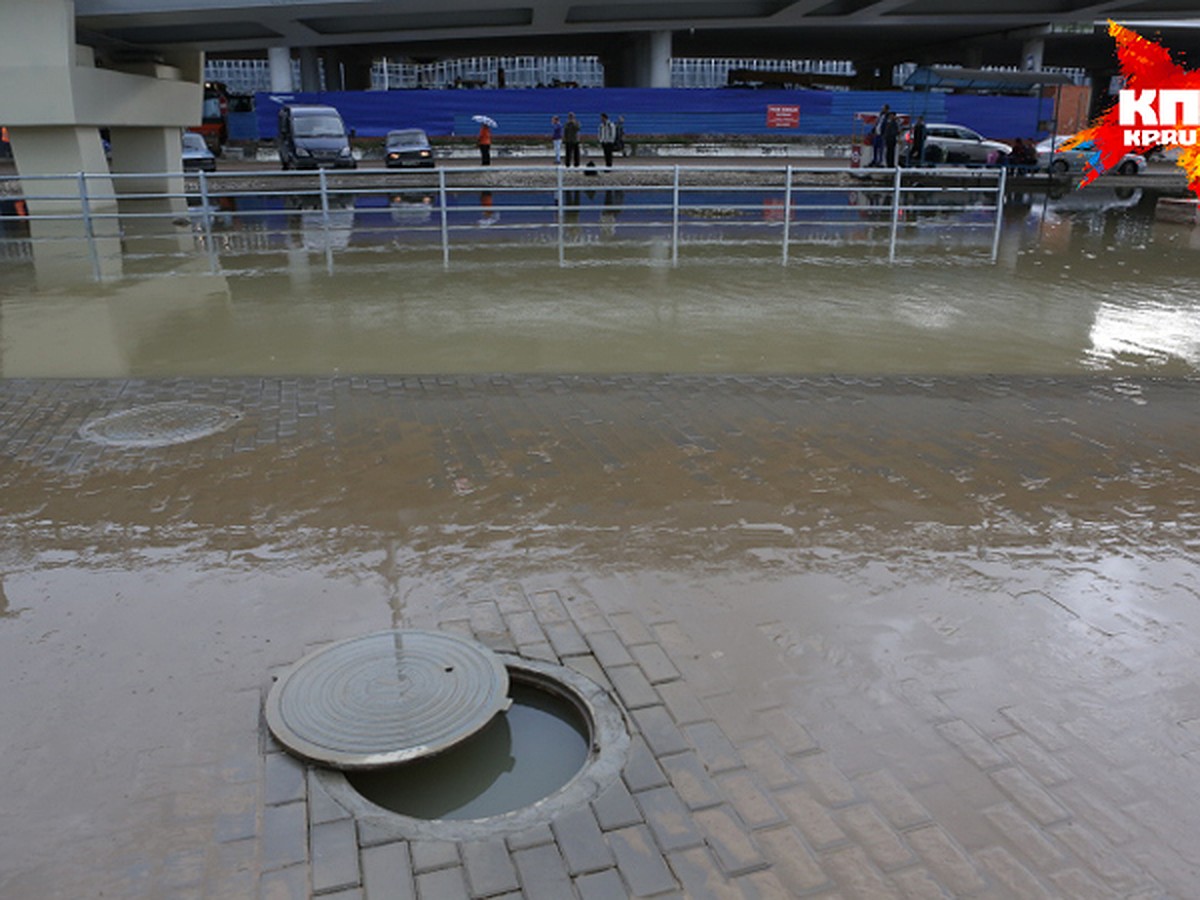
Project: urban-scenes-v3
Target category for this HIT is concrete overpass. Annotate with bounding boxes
[70,0,1200,89]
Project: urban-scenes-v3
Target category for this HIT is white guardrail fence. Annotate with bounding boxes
[0,164,1008,280]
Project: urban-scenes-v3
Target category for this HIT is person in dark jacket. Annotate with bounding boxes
[883,111,900,168]
[908,115,927,166]
[551,115,563,165]
[563,112,581,168]
[870,103,890,166]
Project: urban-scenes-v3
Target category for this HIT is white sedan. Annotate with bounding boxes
[904,123,1011,165]
[1037,135,1146,177]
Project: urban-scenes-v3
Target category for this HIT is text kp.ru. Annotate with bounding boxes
[1120,89,1200,146]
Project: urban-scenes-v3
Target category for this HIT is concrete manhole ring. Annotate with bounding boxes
[78,402,242,448]
[314,654,631,841]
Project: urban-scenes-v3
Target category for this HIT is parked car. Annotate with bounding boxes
[181,131,217,172]
[1036,135,1146,177]
[277,104,356,170]
[904,123,1011,165]
[385,129,435,168]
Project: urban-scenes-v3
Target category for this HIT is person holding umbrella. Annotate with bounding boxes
[473,115,496,166]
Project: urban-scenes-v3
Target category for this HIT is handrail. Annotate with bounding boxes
[0,163,1008,279]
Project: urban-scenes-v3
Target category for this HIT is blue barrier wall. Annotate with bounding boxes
[253,89,1047,142]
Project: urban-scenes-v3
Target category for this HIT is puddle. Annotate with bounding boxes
[345,681,589,820]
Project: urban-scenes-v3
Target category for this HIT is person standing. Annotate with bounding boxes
[551,115,563,165]
[870,103,890,167]
[477,120,492,166]
[615,115,626,157]
[883,111,899,168]
[598,112,618,168]
[908,115,926,167]
[563,112,581,168]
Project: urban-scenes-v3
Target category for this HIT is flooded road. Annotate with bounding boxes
[2,181,1200,896]
[2,185,1200,378]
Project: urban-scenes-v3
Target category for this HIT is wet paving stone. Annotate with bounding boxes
[1,374,1198,898]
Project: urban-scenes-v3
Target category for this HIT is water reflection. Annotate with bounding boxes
[1,185,1199,378]
[284,193,355,252]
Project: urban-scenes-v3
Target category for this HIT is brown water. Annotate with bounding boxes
[2,187,1199,378]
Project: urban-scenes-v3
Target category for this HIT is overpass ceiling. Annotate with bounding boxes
[74,0,1200,70]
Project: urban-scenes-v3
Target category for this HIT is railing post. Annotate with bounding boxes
[671,165,681,267]
[888,165,902,263]
[556,163,565,267]
[318,168,333,274]
[781,165,793,266]
[77,172,102,282]
[198,169,218,274]
[990,165,1008,263]
[438,167,450,268]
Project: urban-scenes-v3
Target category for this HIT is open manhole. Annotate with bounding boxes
[79,402,241,448]
[267,631,629,840]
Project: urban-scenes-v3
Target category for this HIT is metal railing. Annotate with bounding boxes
[0,164,1008,280]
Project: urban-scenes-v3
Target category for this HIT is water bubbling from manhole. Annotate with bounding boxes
[345,680,589,820]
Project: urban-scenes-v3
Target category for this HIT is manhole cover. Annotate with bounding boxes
[266,630,511,770]
[79,402,241,448]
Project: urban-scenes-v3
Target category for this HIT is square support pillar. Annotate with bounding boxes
[8,125,116,216]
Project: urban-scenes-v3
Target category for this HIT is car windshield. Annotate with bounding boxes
[181,133,208,152]
[388,130,427,147]
[294,115,345,138]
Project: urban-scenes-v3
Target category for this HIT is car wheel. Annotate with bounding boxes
[925,145,944,164]
[1049,158,1069,176]
[1118,160,1138,176]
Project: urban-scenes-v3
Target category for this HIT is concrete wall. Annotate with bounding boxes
[0,0,202,216]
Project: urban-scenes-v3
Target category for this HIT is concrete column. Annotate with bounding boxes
[107,126,185,209]
[8,126,115,214]
[323,51,344,91]
[1022,38,1045,72]
[341,55,373,91]
[0,0,200,192]
[268,46,294,92]
[299,47,321,92]
[602,32,672,88]
[645,31,672,88]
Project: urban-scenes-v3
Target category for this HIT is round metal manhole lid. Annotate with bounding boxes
[266,630,511,770]
[79,402,241,448]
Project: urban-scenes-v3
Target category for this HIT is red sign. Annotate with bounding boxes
[767,105,800,129]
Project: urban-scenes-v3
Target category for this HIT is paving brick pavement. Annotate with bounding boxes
[1,374,1199,897]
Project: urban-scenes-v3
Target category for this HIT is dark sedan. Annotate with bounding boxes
[385,129,435,168]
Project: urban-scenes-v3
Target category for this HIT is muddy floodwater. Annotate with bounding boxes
[2,184,1200,896]
[1,185,1199,377]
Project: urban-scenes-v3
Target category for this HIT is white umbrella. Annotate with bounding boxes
[472,115,498,128]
